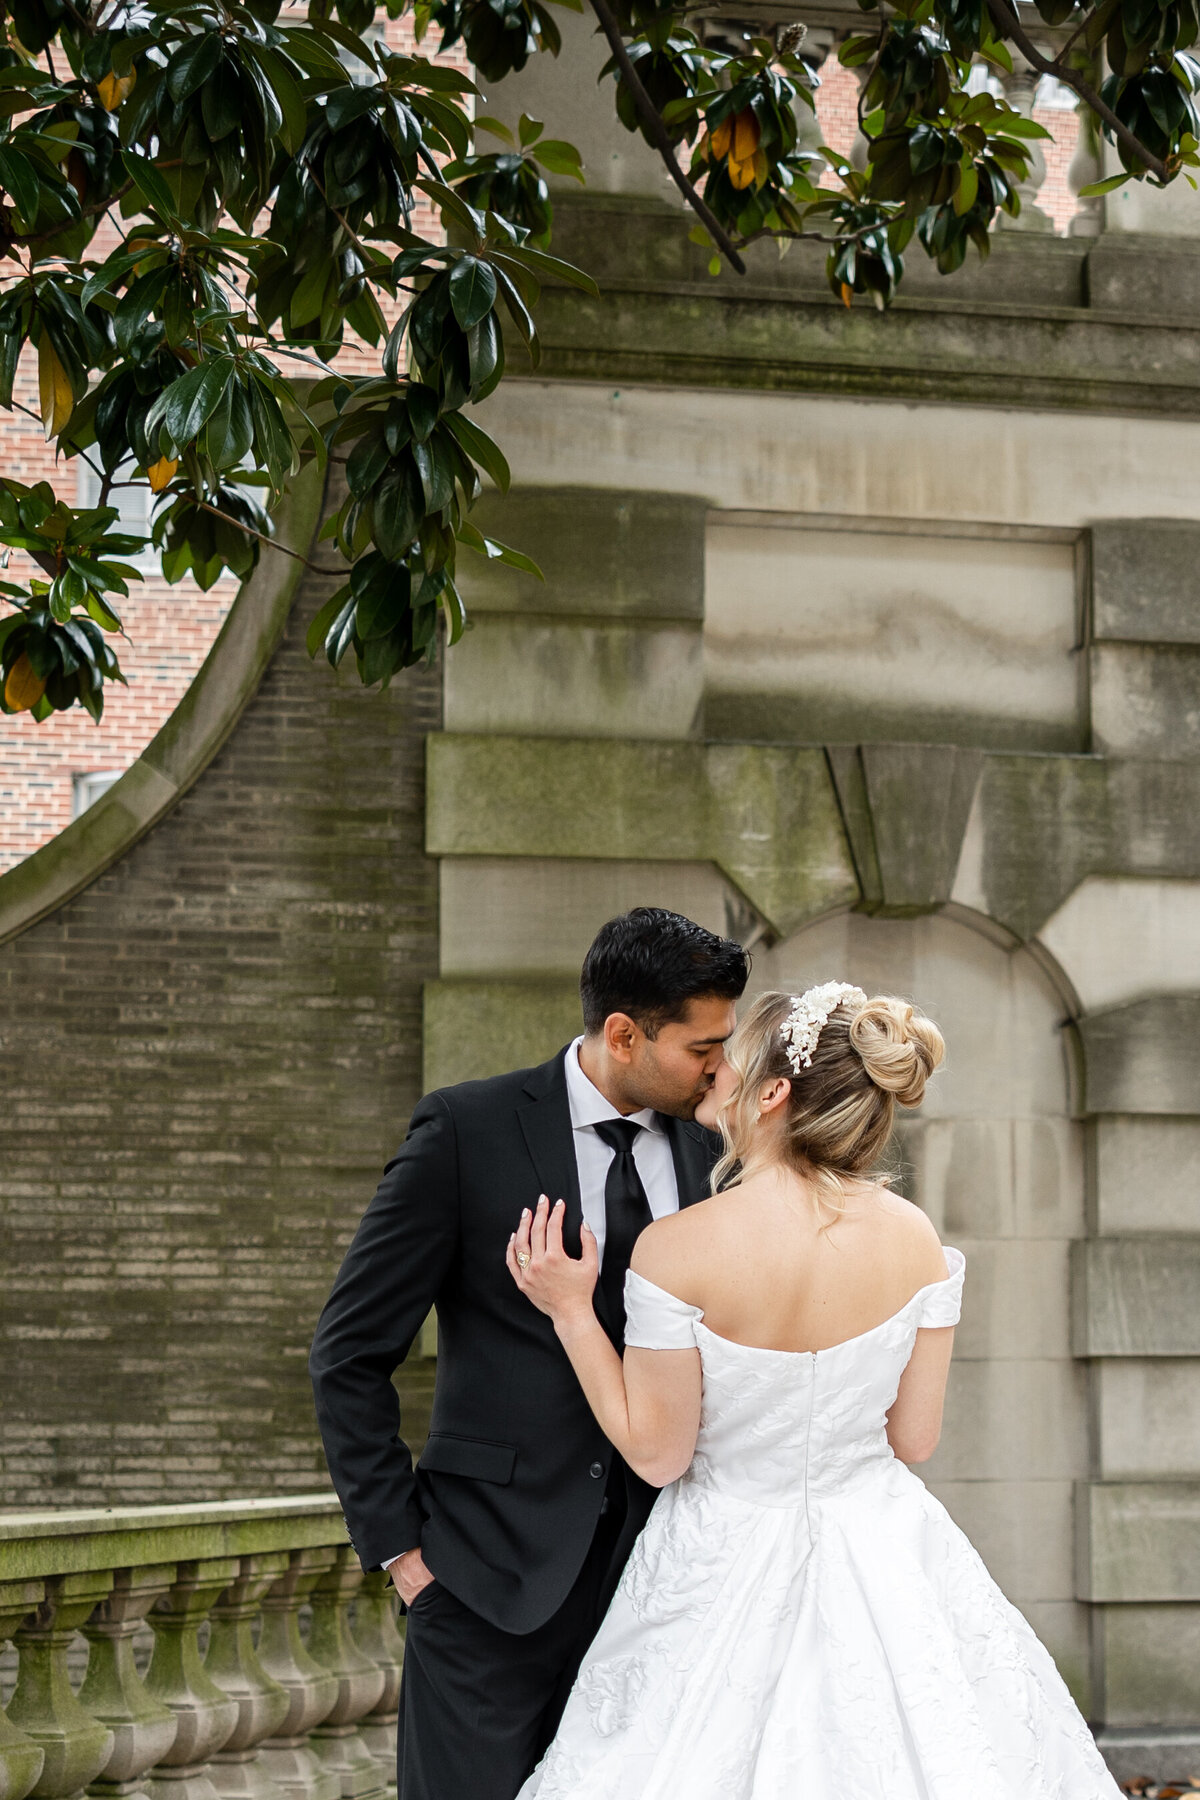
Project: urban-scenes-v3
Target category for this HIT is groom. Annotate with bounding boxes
[309,907,749,1800]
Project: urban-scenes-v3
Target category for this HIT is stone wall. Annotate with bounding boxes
[0,483,441,1507]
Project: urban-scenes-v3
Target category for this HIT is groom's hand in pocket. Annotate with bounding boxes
[388,1546,436,1606]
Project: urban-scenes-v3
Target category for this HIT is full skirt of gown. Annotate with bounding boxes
[519,1253,1121,1800]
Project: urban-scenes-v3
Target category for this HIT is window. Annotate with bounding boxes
[72,770,123,818]
[75,458,160,570]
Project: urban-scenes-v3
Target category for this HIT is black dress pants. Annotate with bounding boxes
[397,1476,638,1800]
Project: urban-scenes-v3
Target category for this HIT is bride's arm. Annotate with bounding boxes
[886,1327,955,1463]
[508,1196,702,1487]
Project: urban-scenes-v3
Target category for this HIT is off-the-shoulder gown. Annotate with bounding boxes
[519,1249,1121,1800]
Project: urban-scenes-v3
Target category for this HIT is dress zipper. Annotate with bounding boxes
[803,1351,817,1539]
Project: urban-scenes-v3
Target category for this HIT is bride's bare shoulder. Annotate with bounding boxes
[631,1193,738,1295]
[871,1188,949,1283]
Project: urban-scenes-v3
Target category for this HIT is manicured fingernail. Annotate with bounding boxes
[521,1208,530,1220]
[538,1195,548,1209]
[554,1199,564,1210]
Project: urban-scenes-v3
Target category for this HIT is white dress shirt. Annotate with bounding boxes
[562,1036,680,1266]
[382,1043,681,1571]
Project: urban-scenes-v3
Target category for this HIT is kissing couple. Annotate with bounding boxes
[310,907,1120,1799]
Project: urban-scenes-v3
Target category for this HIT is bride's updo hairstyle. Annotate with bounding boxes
[712,987,945,1210]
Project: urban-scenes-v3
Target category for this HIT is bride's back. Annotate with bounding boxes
[639,1175,947,1354]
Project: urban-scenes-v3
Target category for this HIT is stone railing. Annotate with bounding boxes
[0,1498,403,1800]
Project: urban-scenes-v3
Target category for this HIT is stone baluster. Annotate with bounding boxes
[7,1573,115,1800]
[142,1563,240,1800]
[350,1579,403,1800]
[203,1559,290,1800]
[0,1582,45,1800]
[1067,102,1103,236]
[79,1565,179,1800]
[995,54,1054,231]
[255,1553,338,1800]
[306,1554,384,1800]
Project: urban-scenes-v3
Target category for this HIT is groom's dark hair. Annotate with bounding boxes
[580,908,750,1038]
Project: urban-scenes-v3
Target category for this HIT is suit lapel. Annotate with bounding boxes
[516,1050,585,1257]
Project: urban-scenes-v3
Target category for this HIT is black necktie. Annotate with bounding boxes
[593,1118,653,1344]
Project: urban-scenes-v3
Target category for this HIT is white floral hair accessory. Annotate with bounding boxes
[780,981,867,1074]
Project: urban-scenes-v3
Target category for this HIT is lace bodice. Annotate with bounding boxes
[623,1249,965,1509]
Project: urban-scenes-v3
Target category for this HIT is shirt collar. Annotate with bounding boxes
[565,1037,663,1134]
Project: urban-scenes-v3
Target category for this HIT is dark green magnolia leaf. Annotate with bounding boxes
[413,434,456,512]
[120,149,178,220]
[444,411,511,493]
[346,428,392,499]
[373,460,424,561]
[493,244,599,296]
[449,256,499,331]
[325,594,358,668]
[161,361,234,453]
[166,32,224,103]
[307,587,349,659]
[0,146,42,223]
[355,559,411,637]
[246,41,308,153]
[406,383,440,443]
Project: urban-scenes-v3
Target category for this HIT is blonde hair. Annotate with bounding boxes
[711,987,945,1213]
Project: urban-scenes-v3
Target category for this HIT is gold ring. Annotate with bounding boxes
[516,1251,531,1271]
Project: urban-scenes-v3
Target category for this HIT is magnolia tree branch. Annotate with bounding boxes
[982,0,1169,180]
[585,0,748,273]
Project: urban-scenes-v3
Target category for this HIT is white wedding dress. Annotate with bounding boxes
[520,1249,1121,1800]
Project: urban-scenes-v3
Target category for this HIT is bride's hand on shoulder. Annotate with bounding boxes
[507,1195,599,1334]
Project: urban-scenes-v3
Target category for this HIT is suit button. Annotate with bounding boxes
[589,1461,605,1479]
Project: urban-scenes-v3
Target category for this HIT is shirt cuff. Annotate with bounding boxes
[381,1550,413,1570]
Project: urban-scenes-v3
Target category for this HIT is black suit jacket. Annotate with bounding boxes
[309,1048,719,1635]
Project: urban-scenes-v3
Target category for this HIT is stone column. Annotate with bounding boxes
[7,1574,115,1800]
[0,1583,45,1800]
[306,1555,384,1800]
[142,1564,240,1800]
[79,1566,178,1800]
[255,1551,338,1800]
[203,1560,291,1800]
[350,1579,403,1800]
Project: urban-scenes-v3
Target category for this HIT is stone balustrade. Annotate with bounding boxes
[0,1500,401,1800]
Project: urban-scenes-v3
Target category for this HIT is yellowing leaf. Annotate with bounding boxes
[732,109,760,163]
[728,153,756,190]
[37,336,73,441]
[97,68,136,110]
[5,653,46,712]
[710,118,731,159]
[840,282,853,308]
[147,455,178,493]
[753,147,768,188]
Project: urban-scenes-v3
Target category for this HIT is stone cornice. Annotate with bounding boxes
[522,198,1200,417]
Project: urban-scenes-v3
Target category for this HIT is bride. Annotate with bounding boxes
[506,982,1121,1799]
